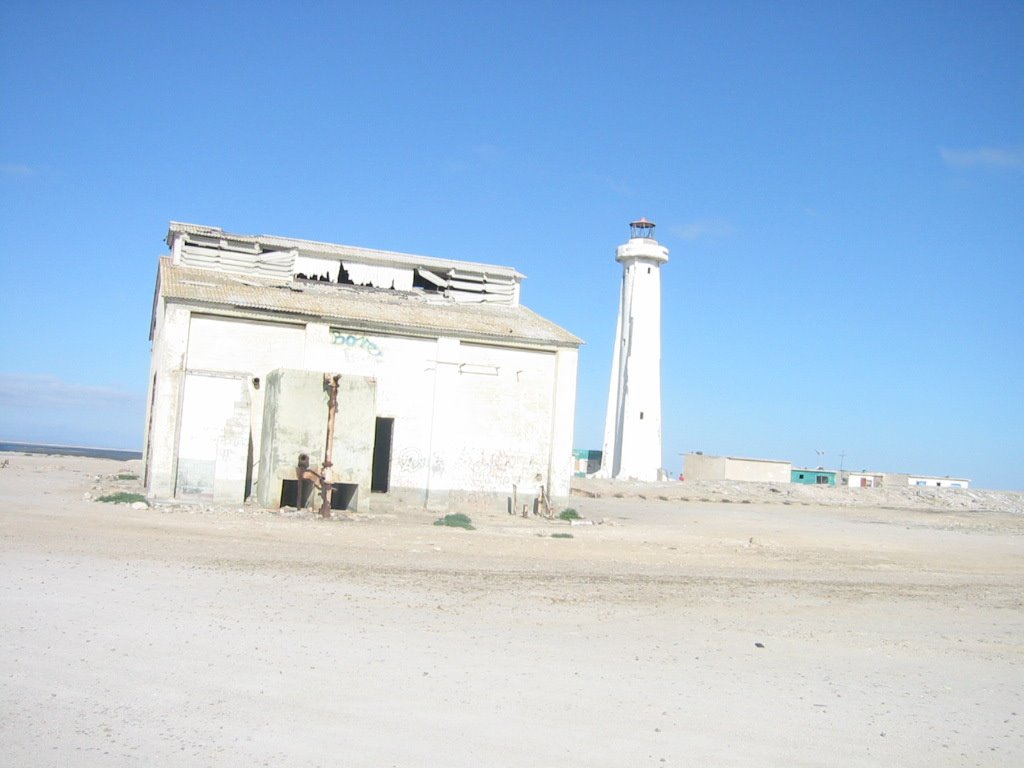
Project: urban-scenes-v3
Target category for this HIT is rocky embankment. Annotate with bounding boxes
[572,476,1024,515]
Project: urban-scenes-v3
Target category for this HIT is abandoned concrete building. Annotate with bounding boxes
[144,222,582,511]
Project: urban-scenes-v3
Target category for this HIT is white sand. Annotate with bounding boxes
[1,453,1022,766]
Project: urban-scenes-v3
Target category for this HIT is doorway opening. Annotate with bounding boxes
[280,478,314,508]
[372,417,394,493]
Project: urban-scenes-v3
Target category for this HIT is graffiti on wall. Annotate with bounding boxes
[395,447,445,477]
[397,447,425,473]
[330,331,384,361]
[458,448,539,487]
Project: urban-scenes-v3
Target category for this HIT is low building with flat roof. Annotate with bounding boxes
[905,474,970,489]
[792,468,837,486]
[682,453,791,483]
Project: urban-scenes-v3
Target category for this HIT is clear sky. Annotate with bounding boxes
[1,2,1022,489]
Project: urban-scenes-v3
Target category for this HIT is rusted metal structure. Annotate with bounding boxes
[295,374,342,517]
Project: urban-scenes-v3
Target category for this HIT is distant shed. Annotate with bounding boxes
[845,471,884,488]
[573,449,603,477]
[791,468,836,486]
[906,475,970,489]
[683,453,791,483]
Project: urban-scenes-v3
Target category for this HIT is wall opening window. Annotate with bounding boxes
[372,417,394,493]
[331,483,359,509]
[280,479,359,510]
[412,270,444,293]
[280,478,313,508]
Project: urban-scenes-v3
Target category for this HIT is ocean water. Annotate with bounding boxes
[0,442,142,461]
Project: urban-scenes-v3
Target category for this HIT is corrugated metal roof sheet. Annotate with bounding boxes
[167,221,525,280]
[158,259,582,347]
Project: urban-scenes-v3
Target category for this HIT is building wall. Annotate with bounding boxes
[573,449,603,476]
[146,304,577,506]
[145,303,191,499]
[683,453,791,483]
[256,369,376,511]
[791,469,836,486]
[846,472,883,488]
[907,476,970,489]
[175,373,251,501]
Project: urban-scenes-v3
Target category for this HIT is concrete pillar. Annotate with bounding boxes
[548,347,579,498]
[145,303,191,499]
[257,369,377,511]
[423,337,460,510]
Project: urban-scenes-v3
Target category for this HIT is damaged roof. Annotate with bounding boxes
[157,259,582,348]
[166,221,525,280]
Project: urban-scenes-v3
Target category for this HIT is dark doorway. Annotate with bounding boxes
[332,483,358,509]
[280,478,315,508]
[244,433,254,500]
[372,417,394,492]
[280,479,359,510]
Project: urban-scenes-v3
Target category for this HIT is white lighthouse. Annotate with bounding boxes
[599,218,669,481]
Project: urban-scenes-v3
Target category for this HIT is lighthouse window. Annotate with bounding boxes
[640,411,644,420]
[647,267,651,274]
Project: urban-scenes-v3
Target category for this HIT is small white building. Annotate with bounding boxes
[906,475,971,489]
[846,471,884,488]
[144,222,582,510]
[841,471,971,489]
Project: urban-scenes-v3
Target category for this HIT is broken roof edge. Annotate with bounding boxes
[166,221,527,280]
[156,259,583,348]
[165,295,583,350]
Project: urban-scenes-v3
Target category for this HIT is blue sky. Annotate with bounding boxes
[1,2,1022,489]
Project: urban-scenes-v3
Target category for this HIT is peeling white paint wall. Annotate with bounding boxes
[146,308,578,505]
[256,369,377,510]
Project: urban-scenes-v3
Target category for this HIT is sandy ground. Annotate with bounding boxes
[1,453,1022,767]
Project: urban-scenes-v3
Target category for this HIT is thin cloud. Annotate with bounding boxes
[0,373,143,409]
[445,143,504,173]
[470,143,502,161]
[668,218,734,241]
[585,173,634,196]
[940,146,1024,170]
[0,163,35,178]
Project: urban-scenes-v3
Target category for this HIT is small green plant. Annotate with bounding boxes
[558,508,581,521]
[433,513,474,530]
[115,473,139,481]
[96,492,148,505]
[550,532,574,539]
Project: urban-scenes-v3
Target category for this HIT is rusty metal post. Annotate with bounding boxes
[296,452,310,509]
[320,374,341,518]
